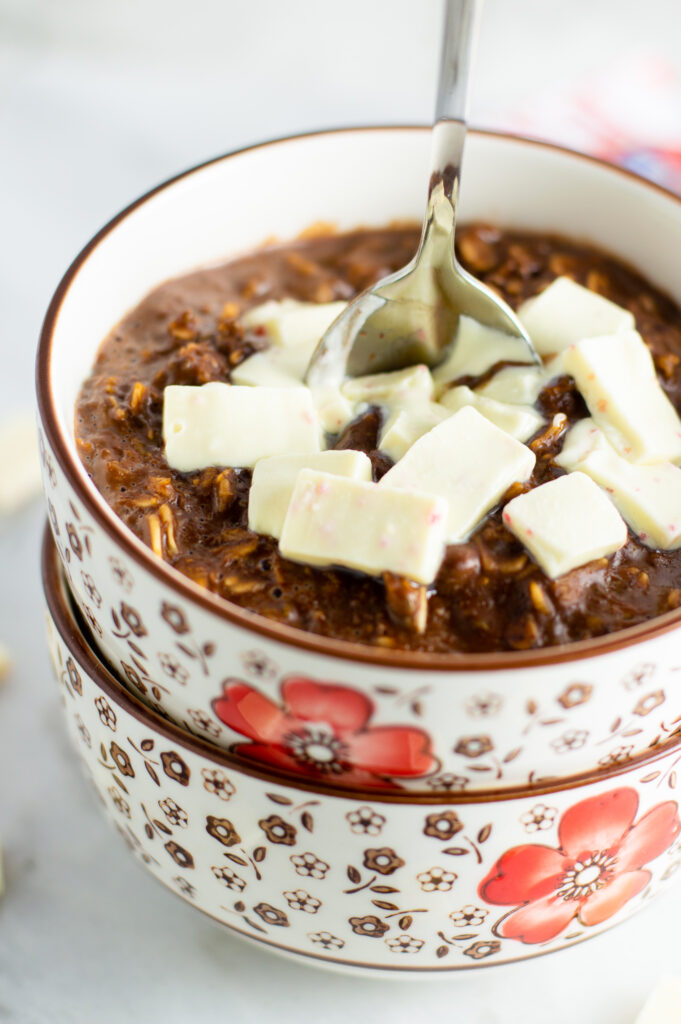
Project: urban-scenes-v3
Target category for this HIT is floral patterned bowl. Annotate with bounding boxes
[37,127,681,791]
[43,527,681,974]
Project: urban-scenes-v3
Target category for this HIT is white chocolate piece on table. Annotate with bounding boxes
[561,330,681,464]
[380,406,536,542]
[476,364,546,406]
[379,402,451,462]
[239,299,347,349]
[635,977,681,1024]
[557,419,681,548]
[503,471,628,577]
[439,385,544,442]
[518,276,635,355]
[163,383,320,471]
[0,413,43,515]
[341,365,434,406]
[432,316,534,391]
[0,641,10,682]
[279,469,448,584]
[248,450,372,539]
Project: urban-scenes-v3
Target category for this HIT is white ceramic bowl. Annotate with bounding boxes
[43,527,681,975]
[37,127,681,791]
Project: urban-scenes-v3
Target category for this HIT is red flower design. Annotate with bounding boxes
[212,676,436,787]
[479,788,680,945]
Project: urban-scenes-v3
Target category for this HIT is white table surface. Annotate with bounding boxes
[3,1,681,1020]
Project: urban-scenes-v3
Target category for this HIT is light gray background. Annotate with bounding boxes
[3,1,681,1020]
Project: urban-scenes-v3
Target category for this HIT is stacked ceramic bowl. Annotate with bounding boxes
[38,129,681,975]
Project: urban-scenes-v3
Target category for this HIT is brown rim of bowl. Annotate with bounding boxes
[37,124,681,673]
[43,524,681,805]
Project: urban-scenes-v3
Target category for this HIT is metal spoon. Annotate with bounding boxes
[306,0,539,390]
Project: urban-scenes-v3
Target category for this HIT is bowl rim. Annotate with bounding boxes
[43,525,681,805]
[37,124,681,673]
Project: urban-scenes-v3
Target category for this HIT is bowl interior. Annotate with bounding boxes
[44,128,681,465]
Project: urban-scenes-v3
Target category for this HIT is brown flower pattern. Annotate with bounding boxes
[109,557,134,592]
[158,653,189,685]
[108,786,130,818]
[164,841,194,869]
[417,866,457,892]
[557,682,593,709]
[349,915,389,938]
[362,847,405,875]
[283,889,321,914]
[187,708,220,738]
[110,742,135,778]
[520,803,558,833]
[308,931,344,950]
[634,691,666,716]
[212,865,246,892]
[346,807,386,836]
[259,815,297,846]
[159,798,188,828]
[599,745,634,767]
[385,935,424,954]
[201,768,235,801]
[160,602,190,635]
[121,662,145,694]
[290,853,329,880]
[80,572,101,608]
[94,696,117,731]
[464,940,502,961]
[66,657,83,696]
[426,773,469,792]
[206,815,241,847]
[551,729,589,754]
[450,905,488,928]
[424,811,463,840]
[174,876,196,898]
[161,750,190,786]
[120,603,147,637]
[454,735,493,758]
[466,692,502,717]
[253,902,289,927]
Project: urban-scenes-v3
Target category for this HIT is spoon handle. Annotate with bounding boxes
[431,0,482,195]
[417,0,482,269]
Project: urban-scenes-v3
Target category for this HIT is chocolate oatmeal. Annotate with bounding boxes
[75,225,681,652]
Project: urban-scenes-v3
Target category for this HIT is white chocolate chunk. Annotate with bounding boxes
[503,472,627,577]
[439,385,544,442]
[432,316,534,392]
[279,469,448,584]
[0,413,42,515]
[341,365,434,406]
[380,406,536,542]
[231,349,305,388]
[249,450,372,539]
[379,402,451,462]
[239,299,347,349]
[310,386,356,434]
[561,330,681,463]
[163,383,320,471]
[476,365,546,406]
[635,977,681,1024]
[557,420,681,548]
[555,417,609,470]
[518,276,635,355]
[0,641,10,682]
